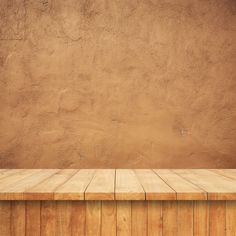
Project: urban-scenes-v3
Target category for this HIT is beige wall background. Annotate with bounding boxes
[0,0,236,168]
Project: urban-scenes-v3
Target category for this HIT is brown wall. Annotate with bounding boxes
[0,0,236,168]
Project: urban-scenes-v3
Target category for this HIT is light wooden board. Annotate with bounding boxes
[85,169,115,200]
[174,169,236,200]
[154,169,207,200]
[0,169,24,180]
[55,169,95,200]
[0,169,58,200]
[116,169,145,200]
[0,170,43,195]
[135,169,176,200]
[210,169,236,180]
[0,169,235,200]
[25,169,77,200]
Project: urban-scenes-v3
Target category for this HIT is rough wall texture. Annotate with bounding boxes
[0,0,236,168]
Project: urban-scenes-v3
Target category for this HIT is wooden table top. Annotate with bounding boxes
[0,169,235,200]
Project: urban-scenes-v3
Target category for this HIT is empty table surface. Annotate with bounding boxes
[0,169,235,200]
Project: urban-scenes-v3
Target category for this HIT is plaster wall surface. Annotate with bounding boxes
[0,0,236,168]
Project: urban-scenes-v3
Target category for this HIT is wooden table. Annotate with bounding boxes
[0,169,235,235]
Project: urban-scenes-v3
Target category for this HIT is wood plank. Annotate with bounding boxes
[0,169,235,201]
[56,201,72,236]
[101,201,116,236]
[116,169,145,200]
[162,201,177,236]
[135,169,176,200]
[211,169,236,180]
[177,201,193,236]
[0,169,58,200]
[26,201,40,236]
[0,169,24,180]
[55,169,95,200]
[0,170,42,199]
[41,201,56,236]
[71,201,86,236]
[132,201,147,236]
[174,169,236,200]
[226,201,236,236]
[0,201,11,236]
[11,201,26,236]
[194,201,209,236]
[86,201,101,236]
[154,169,207,200]
[85,169,115,200]
[147,201,162,236]
[209,201,226,236]
[117,201,131,236]
[25,169,77,200]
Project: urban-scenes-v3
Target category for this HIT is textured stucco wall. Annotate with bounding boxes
[0,0,236,168]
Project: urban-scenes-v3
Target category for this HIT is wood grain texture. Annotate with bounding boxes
[0,201,11,236]
[0,199,235,235]
[0,170,43,199]
[0,169,235,200]
[177,201,193,236]
[11,201,26,236]
[86,201,101,236]
[194,201,209,236]
[162,201,177,236]
[135,169,176,200]
[55,169,95,200]
[0,169,58,200]
[174,169,236,200]
[41,201,56,236]
[85,169,115,200]
[132,201,147,236]
[226,201,236,236]
[26,201,41,236]
[147,201,162,236]
[71,201,86,236]
[155,169,207,200]
[209,201,226,236]
[56,201,72,236]
[0,169,24,180]
[211,169,236,180]
[101,201,116,236]
[117,201,131,236]
[116,169,145,200]
[25,169,77,200]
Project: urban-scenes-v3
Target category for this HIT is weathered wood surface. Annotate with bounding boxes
[0,169,235,200]
[0,200,235,235]
[0,169,235,235]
